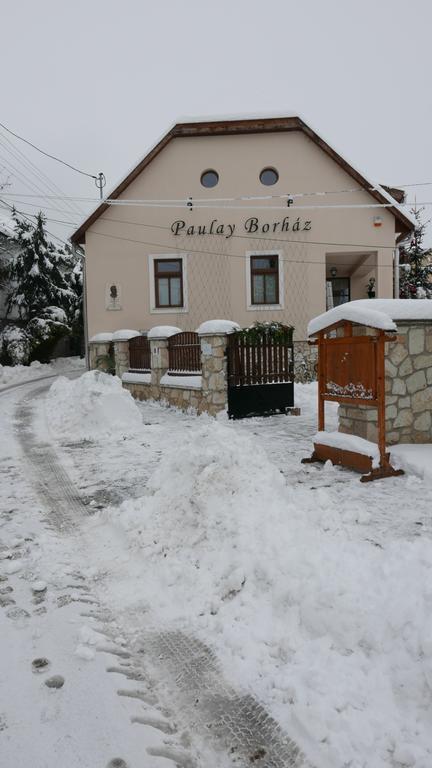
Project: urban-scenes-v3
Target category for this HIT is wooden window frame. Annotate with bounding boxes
[250,254,279,305]
[154,258,184,309]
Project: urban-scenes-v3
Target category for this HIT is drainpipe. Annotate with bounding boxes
[72,243,89,369]
[394,246,400,299]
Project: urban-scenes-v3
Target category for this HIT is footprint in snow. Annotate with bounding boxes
[57,595,73,608]
[107,760,128,768]
[32,658,50,673]
[6,606,30,622]
[0,594,15,608]
[45,675,65,689]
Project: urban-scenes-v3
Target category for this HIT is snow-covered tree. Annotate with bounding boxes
[399,208,432,299]
[1,210,82,363]
[64,245,84,355]
[7,210,74,318]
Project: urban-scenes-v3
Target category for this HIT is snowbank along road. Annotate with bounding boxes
[2,367,432,768]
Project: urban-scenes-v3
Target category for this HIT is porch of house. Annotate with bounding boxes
[325,252,378,310]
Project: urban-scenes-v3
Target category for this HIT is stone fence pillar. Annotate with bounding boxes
[112,330,140,378]
[199,331,229,415]
[88,334,113,372]
[148,326,181,386]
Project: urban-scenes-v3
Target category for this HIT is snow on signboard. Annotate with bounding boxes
[308,298,432,337]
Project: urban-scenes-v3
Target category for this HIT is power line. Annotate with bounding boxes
[0,121,98,179]
[86,227,400,267]
[0,191,428,211]
[83,214,403,251]
[5,208,406,257]
[0,150,69,213]
[0,198,69,248]
[0,127,85,218]
[0,206,409,268]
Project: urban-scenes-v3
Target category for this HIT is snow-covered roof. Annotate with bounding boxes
[308,299,432,336]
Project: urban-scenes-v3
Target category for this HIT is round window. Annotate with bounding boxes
[200,170,219,188]
[259,167,279,186]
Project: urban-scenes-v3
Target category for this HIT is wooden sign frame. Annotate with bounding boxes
[303,320,403,482]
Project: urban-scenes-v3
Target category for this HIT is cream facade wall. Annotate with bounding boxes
[84,132,399,340]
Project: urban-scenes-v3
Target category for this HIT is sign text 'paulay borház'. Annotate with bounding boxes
[170,216,312,240]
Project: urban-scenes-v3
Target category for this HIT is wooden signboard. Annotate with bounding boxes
[303,321,403,482]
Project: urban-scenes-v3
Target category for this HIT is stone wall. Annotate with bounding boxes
[123,380,205,412]
[339,321,432,444]
[122,330,228,416]
[293,341,318,383]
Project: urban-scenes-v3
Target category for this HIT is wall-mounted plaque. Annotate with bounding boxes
[105,282,122,311]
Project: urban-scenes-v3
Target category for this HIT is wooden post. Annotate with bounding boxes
[376,331,386,467]
[318,332,325,432]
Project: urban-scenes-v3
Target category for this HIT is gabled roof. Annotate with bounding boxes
[70,116,414,244]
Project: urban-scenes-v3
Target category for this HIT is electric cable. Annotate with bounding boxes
[0,121,97,179]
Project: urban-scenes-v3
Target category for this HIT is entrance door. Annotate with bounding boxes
[326,277,350,309]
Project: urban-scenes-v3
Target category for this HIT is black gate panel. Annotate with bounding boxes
[226,330,295,419]
[228,382,294,419]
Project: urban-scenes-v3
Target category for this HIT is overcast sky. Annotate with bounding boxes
[1,0,432,244]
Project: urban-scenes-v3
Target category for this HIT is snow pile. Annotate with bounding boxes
[44,370,142,441]
[102,421,288,621]
[92,418,432,767]
[0,356,85,390]
[111,329,141,341]
[160,373,202,389]
[308,298,432,336]
[147,325,181,339]
[391,444,432,482]
[89,332,113,342]
[196,319,240,334]
[308,302,397,336]
[315,430,380,467]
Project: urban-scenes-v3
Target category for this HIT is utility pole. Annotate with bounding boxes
[95,172,106,200]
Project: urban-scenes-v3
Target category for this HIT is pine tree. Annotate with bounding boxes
[399,208,432,299]
[4,210,76,361]
[7,210,74,318]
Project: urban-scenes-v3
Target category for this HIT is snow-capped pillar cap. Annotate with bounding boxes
[89,332,113,343]
[197,319,241,336]
[112,329,141,342]
[147,325,182,340]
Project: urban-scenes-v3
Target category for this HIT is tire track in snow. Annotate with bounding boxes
[15,386,88,532]
[13,380,316,768]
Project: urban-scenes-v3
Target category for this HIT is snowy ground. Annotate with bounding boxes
[1,369,432,768]
[0,356,85,391]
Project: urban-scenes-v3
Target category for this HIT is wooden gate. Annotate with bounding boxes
[227,329,294,419]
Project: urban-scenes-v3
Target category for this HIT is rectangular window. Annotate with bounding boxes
[251,255,279,305]
[154,259,183,308]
